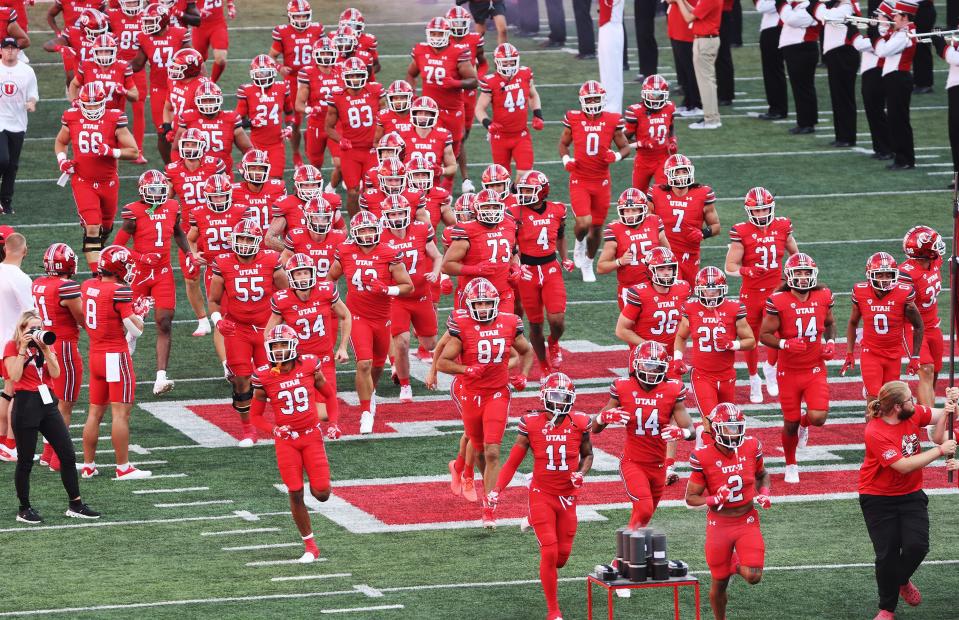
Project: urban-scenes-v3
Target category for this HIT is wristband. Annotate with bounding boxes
[210,311,222,326]
[533,109,543,119]
[562,155,572,166]
[387,286,400,296]
[702,226,712,239]
[938,444,946,457]
[759,486,770,496]
[673,349,683,360]
[112,148,121,159]
[57,151,67,162]
[482,118,491,129]
[731,340,741,351]
[779,339,786,350]
[911,354,920,359]
[614,258,621,267]
[613,151,622,162]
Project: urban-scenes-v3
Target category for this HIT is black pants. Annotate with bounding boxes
[883,70,915,166]
[950,0,959,36]
[634,0,659,77]
[782,41,819,128]
[544,0,566,43]
[824,46,859,143]
[0,130,24,213]
[12,391,80,509]
[759,27,787,116]
[950,86,959,174]
[672,39,701,109]
[913,0,936,89]
[860,491,930,613]
[730,0,743,46]
[862,67,892,155]
[572,0,595,56]
[716,10,735,102]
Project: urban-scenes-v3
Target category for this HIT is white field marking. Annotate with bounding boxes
[111,473,187,481]
[74,460,166,469]
[138,400,239,448]
[0,513,242,533]
[146,444,208,451]
[154,500,234,508]
[246,558,329,567]
[918,163,955,167]
[927,171,957,176]
[352,585,384,598]
[271,573,353,582]
[320,605,404,615]
[131,486,210,495]
[234,510,260,522]
[222,542,302,551]
[201,527,281,536]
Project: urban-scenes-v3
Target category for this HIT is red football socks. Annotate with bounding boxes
[453,454,465,473]
[399,377,410,387]
[540,543,560,614]
[360,399,371,412]
[782,429,799,465]
[211,61,225,83]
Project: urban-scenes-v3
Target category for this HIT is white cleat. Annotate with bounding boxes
[762,362,779,397]
[399,385,413,403]
[748,374,763,403]
[784,464,800,484]
[192,317,211,337]
[0,446,16,463]
[115,465,152,480]
[237,436,255,448]
[153,372,174,395]
[359,410,375,435]
[581,260,596,283]
[298,551,317,564]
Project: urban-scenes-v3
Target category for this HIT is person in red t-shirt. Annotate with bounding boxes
[859,381,957,620]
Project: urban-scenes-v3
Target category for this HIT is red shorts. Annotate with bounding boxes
[739,287,774,336]
[490,130,534,171]
[250,140,286,180]
[390,295,437,338]
[438,107,464,145]
[704,508,765,579]
[860,348,902,397]
[569,175,611,222]
[673,248,701,287]
[72,176,119,229]
[350,313,390,365]
[620,458,665,508]
[305,121,329,169]
[274,427,330,493]
[192,21,229,56]
[224,321,266,377]
[690,369,736,419]
[88,349,136,405]
[528,486,579,549]
[150,85,168,131]
[132,264,176,310]
[907,324,943,373]
[53,339,83,403]
[632,151,668,192]
[461,387,511,447]
[516,260,567,324]
[462,90,477,128]
[778,363,829,422]
[339,146,374,190]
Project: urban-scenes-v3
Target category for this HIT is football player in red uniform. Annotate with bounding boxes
[327,212,414,434]
[358,157,426,221]
[43,7,105,85]
[47,0,106,38]
[437,278,534,526]
[596,188,669,307]
[208,220,288,447]
[615,247,692,355]
[488,373,594,620]
[266,164,336,250]
[899,225,945,407]
[513,170,572,375]
[325,57,384,217]
[295,40,342,170]
[163,47,206,149]
[686,403,771,620]
[375,79,414,141]
[110,0,148,158]
[176,80,252,173]
[401,96,458,191]
[760,253,835,483]
[55,81,139,273]
[237,54,294,179]
[337,7,378,67]
[649,154,720,285]
[625,75,677,192]
[844,252,924,404]
[266,254,351,440]
[233,149,288,229]
[80,245,151,479]
[406,151,455,231]
[448,5,486,187]
[68,34,138,115]
[281,196,348,278]
[560,80,631,283]
[594,341,694,528]
[192,0,233,81]
[475,43,543,179]
[725,187,798,403]
[673,267,754,440]
[249,325,330,563]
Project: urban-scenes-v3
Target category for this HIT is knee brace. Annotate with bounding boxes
[82,235,103,254]
[99,226,112,245]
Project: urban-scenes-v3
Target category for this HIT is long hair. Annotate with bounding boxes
[10,309,40,347]
[867,381,912,418]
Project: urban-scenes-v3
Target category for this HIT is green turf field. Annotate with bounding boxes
[3,1,958,618]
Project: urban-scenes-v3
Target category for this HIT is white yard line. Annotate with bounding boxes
[271,573,353,582]
[131,486,210,495]
[154,500,233,508]
[201,527,281,537]
[320,605,404,615]
[246,558,329,567]
[222,542,302,551]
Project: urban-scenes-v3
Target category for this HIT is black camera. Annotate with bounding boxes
[27,328,56,346]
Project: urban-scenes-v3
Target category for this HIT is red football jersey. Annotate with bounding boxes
[251,354,323,432]
[335,240,403,321]
[451,31,483,68]
[410,42,471,110]
[61,107,127,181]
[729,217,793,291]
[400,125,451,169]
[298,64,341,129]
[421,186,451,229]
[212,250,283,326]
[284,227,347,278]
[232,179,287,230]
[75,59,134,110]
[689,436,764,511]
[359,186,425,219]
[610,376,687,464]
[765,288,834,369]
[109,9,141,63]
[382,220,436,297]
[121,199,179,267]
[63,26,95,68]
[236,81,293,145]
[562,109,624,180]
[334,48,376,78]
[899,258,942,329]
[167,75,205,123]
[650,185,716,254]
[624,102,676,153]
[681,298,746,378]
[519,410,593,496]
[603,216,665,288]
[622,280,692,349]
[166,155,227,228]
[376,108,413,136]
[58,0,105,25]
[32,276,81,342]
[195,0,227,23]
[516,200,566,258]
[271,23,325,74]
[273,192,344,229]
[270,284,339,355]
[446,308,524,392]
[80,277,135,353]
[852,281,915,357]
[479,66,535,134]
[178,109,242,170]
[137,26,190,89]
[449,218,517,294]
[189,204,252,263]
[325,82,383,148]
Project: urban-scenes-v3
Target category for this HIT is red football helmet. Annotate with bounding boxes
[339,7,365,33]
[77,81,108,121]
[333,25,358,55]
[540,372,576,422]
[350,210,381,246]
[231,219,263,257]
[579,80,606,115]
[410,96,439,129]
[140,3,170,35]
[43,243,78,277]
[378,157,407,196]
[376,131,406,163]
[79,8,109,41]
[744,186,775,227]
[240,149,271,184]
[515,170,550,206]
[313,38,338,66]
[426,16,451,48]
[646,247,678,287]
[194,80,223,115]
[866,251,899,291]
[303,196,335,235]
[446,6,472,37]
[474,188,505,225]
[664,154,694,188]
[631,340,670,385]
[695,266,727,307]
[641,74,670,110]
[285,252,316,290]
[709,403,746,449]
[903,225,945,260]
[90,34,117,66]
[202,174,232,212]
[98,245,135,283]
[481,164,511,200]
[382,194,411,230]
[386,80,414,113]
[138,169,169,205]
[453,192,476,224]
[617,188,648,226]
[341,56,368,89]
[494,43,520,78]
[177,127,208,160]
[168,48,204,81]
[784,253,818,290]
[292,164,323,201]
[464,277,500,322]
[119,0,146,17]
[405,152,434,191]
[287,0,312,30]
[265,324,299,364]
[250,54,277,88]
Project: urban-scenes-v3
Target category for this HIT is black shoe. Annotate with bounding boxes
[757,112,787,120]
[718,99,733,107]
[830,140,855,147]
[788,126,814,135]
[887,162,915,170]
[66,502,101,519]
[872,152,894,161]
[16,507,42,524]
[576,53,596,60]
[913,86,933,95]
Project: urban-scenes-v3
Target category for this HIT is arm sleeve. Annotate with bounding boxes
[249,397,275,434]
[494,440,529,491]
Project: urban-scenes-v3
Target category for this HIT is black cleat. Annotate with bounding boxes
[66,502,101,520]
[16,507,42,524]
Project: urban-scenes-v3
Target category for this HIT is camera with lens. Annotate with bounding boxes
[26,328,56,347]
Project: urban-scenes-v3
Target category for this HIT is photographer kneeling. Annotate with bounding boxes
[3,310,98,524]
